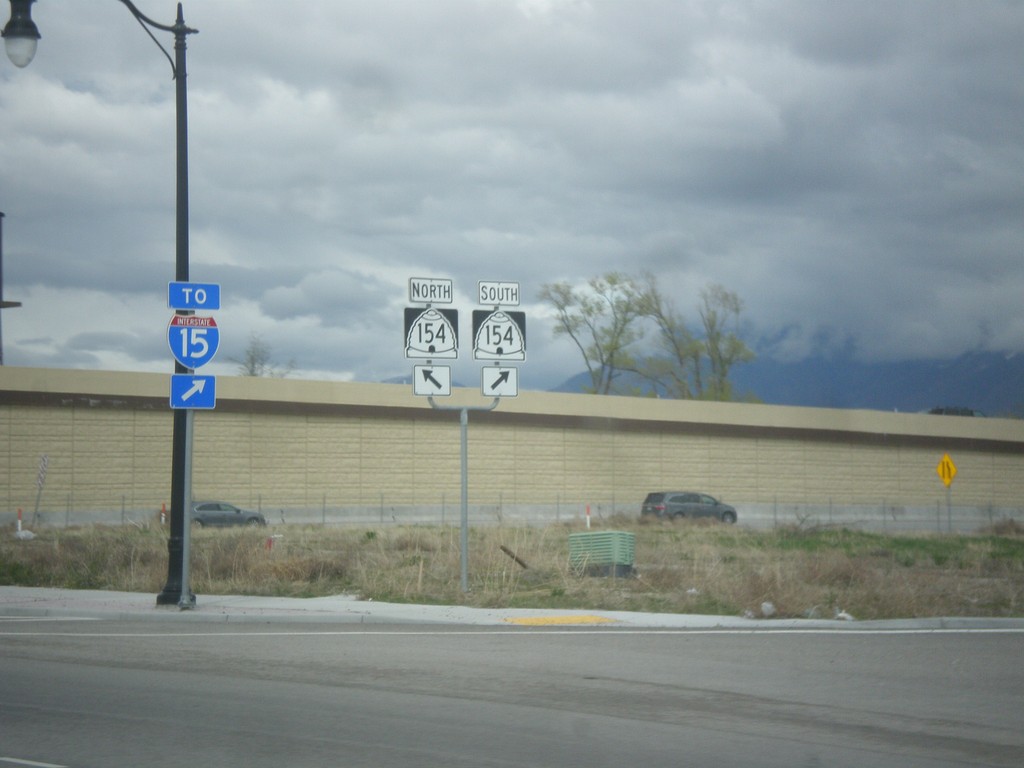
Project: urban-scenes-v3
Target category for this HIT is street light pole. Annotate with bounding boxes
[0,211,25,365]
[3,1,198,605]
[153,1,199,607]
[1,0,39,68]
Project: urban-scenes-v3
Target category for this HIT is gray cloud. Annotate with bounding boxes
[2,0,1022,388]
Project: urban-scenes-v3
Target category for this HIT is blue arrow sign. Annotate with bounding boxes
[168,315,220,368]
[168,281,221,310]
[170,374,216,409]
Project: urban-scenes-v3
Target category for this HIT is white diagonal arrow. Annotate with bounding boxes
[182,379,206,401]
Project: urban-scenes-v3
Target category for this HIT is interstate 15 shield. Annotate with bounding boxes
[167,315,220,369]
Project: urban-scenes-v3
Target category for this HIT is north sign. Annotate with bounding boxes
[168,315,220,369]
[409,277,454,304]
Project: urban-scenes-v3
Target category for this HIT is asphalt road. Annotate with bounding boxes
[1,618,1021,768]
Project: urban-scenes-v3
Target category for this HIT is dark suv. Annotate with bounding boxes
[641,492,737,523]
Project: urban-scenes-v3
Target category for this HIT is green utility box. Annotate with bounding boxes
[568,530,635,577]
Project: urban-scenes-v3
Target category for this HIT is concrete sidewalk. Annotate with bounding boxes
[3,586,1023,631]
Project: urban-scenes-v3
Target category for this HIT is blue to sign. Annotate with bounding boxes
[168,281,221,310]
[170,374,216,409]
[168,315,220,369]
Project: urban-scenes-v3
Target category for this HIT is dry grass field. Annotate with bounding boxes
[3,517,1023,620]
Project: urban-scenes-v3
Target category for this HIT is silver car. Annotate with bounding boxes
[191,501,267,527]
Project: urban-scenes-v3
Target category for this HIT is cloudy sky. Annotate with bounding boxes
[2,0,1022,391]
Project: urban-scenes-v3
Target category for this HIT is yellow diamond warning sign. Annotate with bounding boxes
[936,453,957,487]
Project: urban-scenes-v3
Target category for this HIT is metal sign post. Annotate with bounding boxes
[163,282,221,609]
[32,453,48,525]
[406,276,521,591]
[179,409,196,608]
[428,396,499,593]
[937,453,957,533]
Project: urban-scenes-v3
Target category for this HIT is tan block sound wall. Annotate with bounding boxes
[2,367,1023,517]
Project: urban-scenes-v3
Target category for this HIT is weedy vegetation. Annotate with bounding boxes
[2,517,1023,620]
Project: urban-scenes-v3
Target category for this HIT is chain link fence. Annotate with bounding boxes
[5,493,1022,535]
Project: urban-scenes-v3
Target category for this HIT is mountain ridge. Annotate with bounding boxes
[551,351,1024,416]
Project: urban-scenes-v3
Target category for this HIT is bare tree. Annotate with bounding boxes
[538,272,646,394]
[233,333,295,377]
[638,272,703,398]
[542,271,754,400]
[698,283,753,400]
[640,279,753,400]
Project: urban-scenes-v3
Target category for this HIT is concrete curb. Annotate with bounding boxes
[2,586,1023,630]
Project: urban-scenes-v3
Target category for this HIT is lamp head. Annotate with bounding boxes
[3,0,40,68]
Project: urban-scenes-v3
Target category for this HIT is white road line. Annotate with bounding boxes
[0,617,98,623]
[0,758,68,768]
[1,627,1022,638]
